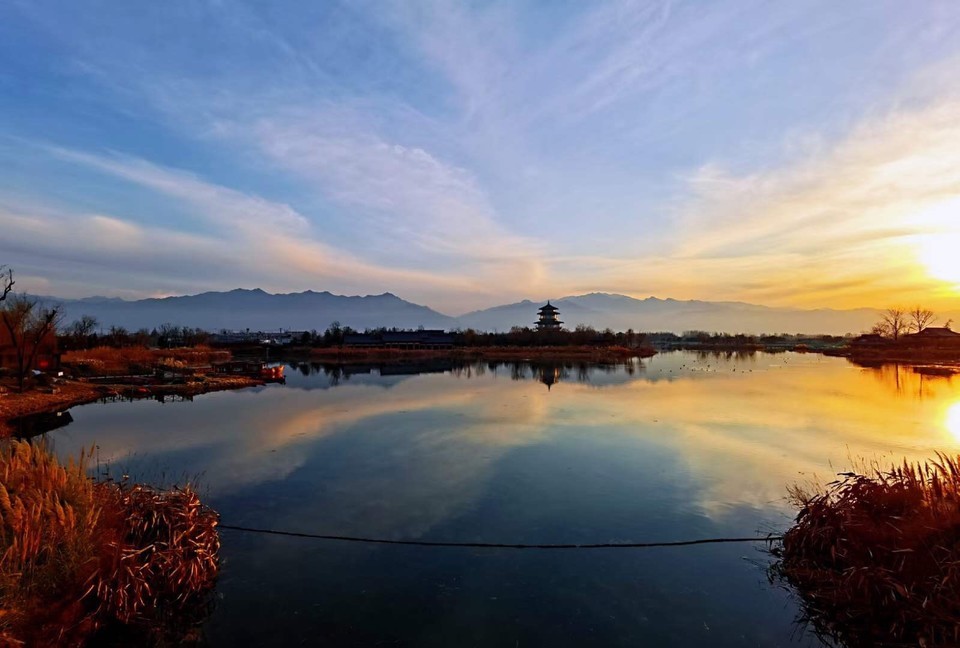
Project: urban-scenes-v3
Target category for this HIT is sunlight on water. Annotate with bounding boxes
[945,402,960,444]
[45,353,960,527]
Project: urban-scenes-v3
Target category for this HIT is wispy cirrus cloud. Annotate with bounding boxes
[676,99,960,259]
[4,145,539,309]
[244,111,541,264]
[538,96,960,308]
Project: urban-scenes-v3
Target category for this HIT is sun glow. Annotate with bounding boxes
[920,232,960,286]
[913,199,960,288]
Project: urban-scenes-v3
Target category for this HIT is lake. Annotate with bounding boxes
[41,351,960,646]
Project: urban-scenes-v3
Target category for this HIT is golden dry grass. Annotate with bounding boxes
[62,346,230,375]
[0,441,101,645]
[771,455,960,647]
[0,441,220,645]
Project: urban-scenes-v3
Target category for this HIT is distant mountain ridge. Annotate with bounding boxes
[41,288,955,336]
[458,293,888,335]
[48,288,455,332]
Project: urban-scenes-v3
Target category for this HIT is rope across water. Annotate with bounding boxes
[218,523,783,550]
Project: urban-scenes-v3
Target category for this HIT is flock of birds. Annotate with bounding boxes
[652,355,797,376]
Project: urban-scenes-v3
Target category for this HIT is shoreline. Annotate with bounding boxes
[13,344,958,437]
[822,348,960,366]
[0,375,263,437]
[1,347,653,436]
[304,345,656,363]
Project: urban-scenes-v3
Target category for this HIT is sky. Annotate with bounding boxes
[2,1,960,315]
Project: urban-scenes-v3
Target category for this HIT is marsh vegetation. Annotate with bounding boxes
[0,441,220,646]
[772,456,960,647]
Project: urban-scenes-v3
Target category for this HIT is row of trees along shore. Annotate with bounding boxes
[257,321,650,348]
[57,322,647,351]
[53,312,952,352]
[871,307,951,340]
[61,318,211,351]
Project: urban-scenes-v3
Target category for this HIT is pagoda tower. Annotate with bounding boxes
[535,302,563,331]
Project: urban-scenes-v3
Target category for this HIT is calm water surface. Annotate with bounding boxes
[43,351,960,647]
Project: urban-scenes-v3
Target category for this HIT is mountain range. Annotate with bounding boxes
[39,288,949,336]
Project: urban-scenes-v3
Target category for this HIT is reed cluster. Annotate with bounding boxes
[771,455,960,647]
[0,441,220,646]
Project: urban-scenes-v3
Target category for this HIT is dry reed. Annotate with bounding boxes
[771,454,960,647]
[62,346,229,375]
[0,441,220,646]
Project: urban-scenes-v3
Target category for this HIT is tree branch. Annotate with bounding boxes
[0,266,13,303]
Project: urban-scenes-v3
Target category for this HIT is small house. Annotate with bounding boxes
[901,327,960,350]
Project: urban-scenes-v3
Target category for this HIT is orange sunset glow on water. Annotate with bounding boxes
[47,353,960,524]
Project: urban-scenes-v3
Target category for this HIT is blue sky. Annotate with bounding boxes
[2,1,960,314]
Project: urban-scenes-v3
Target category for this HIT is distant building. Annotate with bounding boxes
[210,330,299,346]
[535,302,563,331]
[343,330,453,349]
[849,333,891,348]
[902,327,960,349]
[905,327,960,339]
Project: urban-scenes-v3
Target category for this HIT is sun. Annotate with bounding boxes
[920,232,960,286]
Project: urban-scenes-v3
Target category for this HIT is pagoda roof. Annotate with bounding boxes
[538,302,560,313]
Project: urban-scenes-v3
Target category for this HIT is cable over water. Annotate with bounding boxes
[218,523,783,550]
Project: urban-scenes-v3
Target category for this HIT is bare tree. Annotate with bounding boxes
[67,314,99,349]
[879,308,908,341]
[70,314,98,337]
[1,294,64,391]
[107,325,129,348]
[909,307,937,333]
[0,266,12,303]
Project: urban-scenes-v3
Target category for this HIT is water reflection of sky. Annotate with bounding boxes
[44,351,960,646]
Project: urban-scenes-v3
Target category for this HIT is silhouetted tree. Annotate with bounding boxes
[131,328,152,347]
[62,315,99,350]
[0,266,12,303]
[909,307,936,333]
[157,323,181,348]
[323,321,344,346]
[70,314,98,341]
[107,325,129,348]
[181,327,209,347]
[878,308,908,341]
